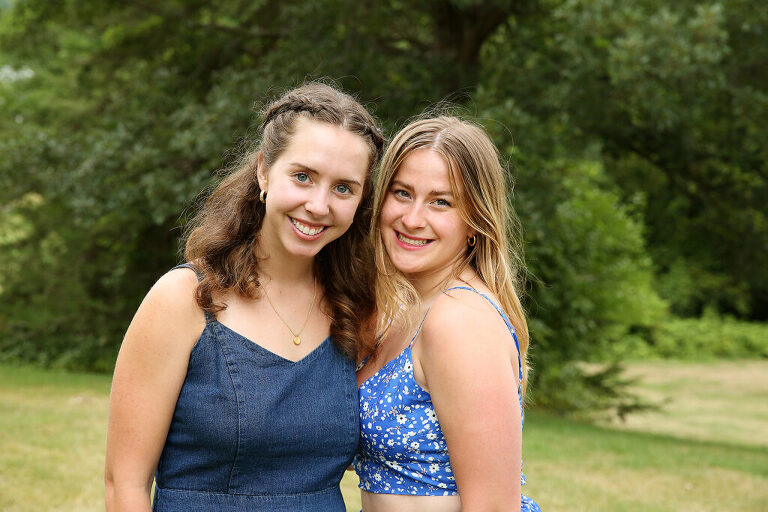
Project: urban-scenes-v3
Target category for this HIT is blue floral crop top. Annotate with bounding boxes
[354,287,541,510]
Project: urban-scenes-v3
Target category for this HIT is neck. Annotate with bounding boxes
[409,262,464,307]
[257,249,316,287]
[255,222,318,285]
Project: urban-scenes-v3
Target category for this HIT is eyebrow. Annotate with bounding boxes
[290,163,362,187]
[391,179,453,197]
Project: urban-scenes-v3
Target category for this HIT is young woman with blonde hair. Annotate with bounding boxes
[355,116,541,511]
[105,82,384,512]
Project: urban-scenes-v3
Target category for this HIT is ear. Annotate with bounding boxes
[256,152,268,192]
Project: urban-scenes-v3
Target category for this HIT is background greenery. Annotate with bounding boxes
[0,0,766,409]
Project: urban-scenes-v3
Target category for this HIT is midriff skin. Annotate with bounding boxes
[361,490,461,512]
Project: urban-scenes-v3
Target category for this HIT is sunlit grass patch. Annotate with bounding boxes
[1,361,767,511]
[0,366,110,512]
[524,410,768,511]
[601,360,768,448]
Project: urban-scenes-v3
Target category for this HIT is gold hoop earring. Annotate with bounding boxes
[259,190,267,203]
[467,235,477,247]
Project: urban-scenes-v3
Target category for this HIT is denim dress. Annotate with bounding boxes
[152,264,360,511]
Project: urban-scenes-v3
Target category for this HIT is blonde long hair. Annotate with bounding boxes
[371,116,530,391]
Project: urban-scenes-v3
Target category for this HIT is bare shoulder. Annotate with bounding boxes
[148,266,201,308]
[415,286,520,395]
[124,266,206,355]
[420,287,511,354]
[140,267,203,326]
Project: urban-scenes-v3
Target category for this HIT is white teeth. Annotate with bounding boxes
[397,233,429,246]
[291,218,325,236]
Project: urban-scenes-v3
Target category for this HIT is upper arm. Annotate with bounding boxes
[417,292,522,510]
[105,268,205,495]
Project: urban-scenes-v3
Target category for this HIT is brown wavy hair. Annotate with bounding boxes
[183,82,385,359]
[371,116,531,392]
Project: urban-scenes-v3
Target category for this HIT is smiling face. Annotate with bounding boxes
[257,117,371,261]
[380,148,475,283]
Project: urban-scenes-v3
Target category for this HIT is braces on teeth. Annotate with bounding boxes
[398,233,428,246]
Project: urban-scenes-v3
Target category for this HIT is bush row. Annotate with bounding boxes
[609,315,768,361]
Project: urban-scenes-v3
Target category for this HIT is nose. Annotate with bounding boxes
[305,188,330,217]
[401,202,426,230]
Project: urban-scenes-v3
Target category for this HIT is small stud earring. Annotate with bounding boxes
[467,235,477,247]
[259,190,267,203]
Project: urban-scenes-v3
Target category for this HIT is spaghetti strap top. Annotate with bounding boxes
[354,286,541,510]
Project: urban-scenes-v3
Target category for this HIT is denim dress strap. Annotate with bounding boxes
[171,263,215,324]
[441,286,523,388]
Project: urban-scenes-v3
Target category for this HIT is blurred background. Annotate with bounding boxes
[0,1,766,511]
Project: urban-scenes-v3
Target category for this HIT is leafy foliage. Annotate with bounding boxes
[1,0,766,412]
[482,0,768,318]
[610,314,768,361]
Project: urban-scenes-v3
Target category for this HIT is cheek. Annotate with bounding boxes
[379,198,399,227]
[263,188,290,213]
[439,215,471,243]
[337,198,363,226]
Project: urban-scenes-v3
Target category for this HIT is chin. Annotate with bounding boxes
[298,236,344,259]
[389,259,422,276]
[279,239,319,260]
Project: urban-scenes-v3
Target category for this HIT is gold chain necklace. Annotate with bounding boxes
[262,279,318,345]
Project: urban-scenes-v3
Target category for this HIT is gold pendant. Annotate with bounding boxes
[293,336,301,345]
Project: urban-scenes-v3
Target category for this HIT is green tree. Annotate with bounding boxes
[481,0,768,318]
[1,0,764,413]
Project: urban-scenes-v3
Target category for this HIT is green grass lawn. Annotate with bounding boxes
[1,361,766,511]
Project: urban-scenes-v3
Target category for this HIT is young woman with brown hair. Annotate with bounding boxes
[105,82,384,512]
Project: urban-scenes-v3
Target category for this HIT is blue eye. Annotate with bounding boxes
[335,184,351,194]
[295,172,309,183]
[434,198,451,207]
[393,189,410,199]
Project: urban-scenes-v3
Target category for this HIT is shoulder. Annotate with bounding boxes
[414,287,520,398]
[142,266,201,314]
[125,266,206,352]
[155,265,201,294]
[417,287,512,367]
[422,287,507,343]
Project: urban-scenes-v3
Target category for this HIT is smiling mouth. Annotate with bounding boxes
[291,217,328,236]
[396,232,432,247]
